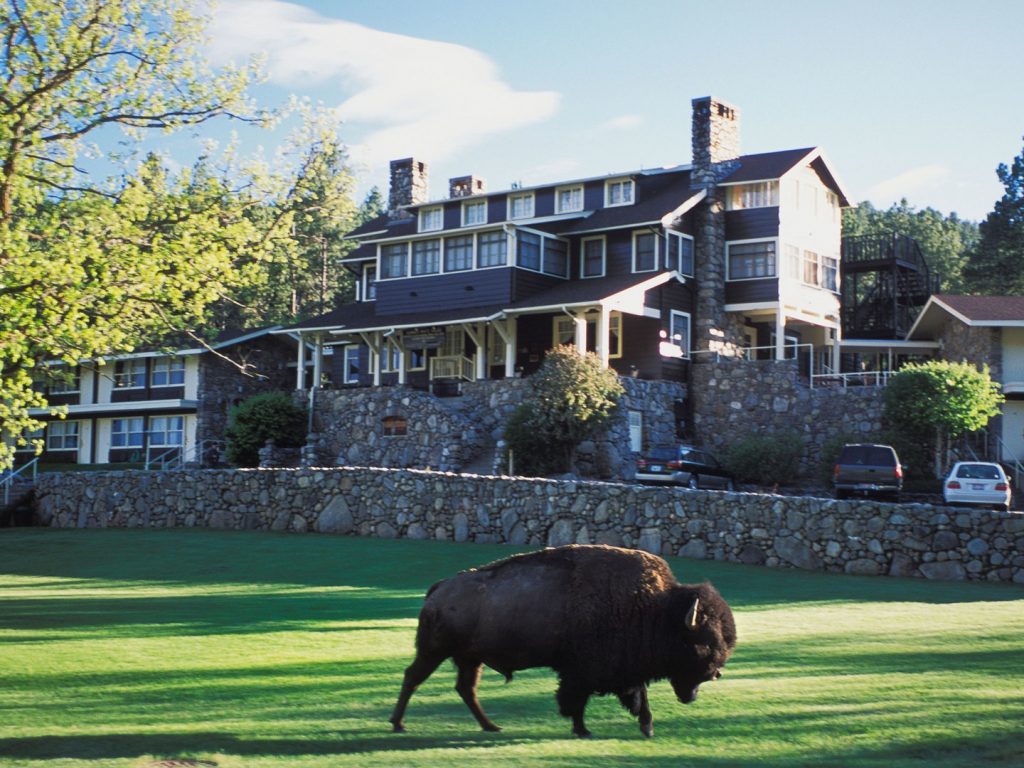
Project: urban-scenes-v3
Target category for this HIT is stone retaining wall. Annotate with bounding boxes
[35,468,1023,584]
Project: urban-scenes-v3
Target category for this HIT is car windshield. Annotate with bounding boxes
[839,446,895,465]
[956,464,1003,480]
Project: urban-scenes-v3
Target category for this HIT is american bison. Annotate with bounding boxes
[389,544,736,738]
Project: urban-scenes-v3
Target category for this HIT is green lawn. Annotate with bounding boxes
[0,528,1021,767]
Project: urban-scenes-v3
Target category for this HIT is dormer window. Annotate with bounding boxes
[461,199,487,227]
[605,178,634,207]
[725,181,779,210]
[555,184,584,214]
[419,206,443,232]
[508,192,534,220]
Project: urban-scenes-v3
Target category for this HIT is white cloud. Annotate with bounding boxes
[208,1,560,166]
[867,164,950,204]
[600,114,645,131]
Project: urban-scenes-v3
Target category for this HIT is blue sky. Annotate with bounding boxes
[192,0,1024,220]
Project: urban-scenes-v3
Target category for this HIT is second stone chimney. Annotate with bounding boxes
[449,175,486,198]
[691,96,741,189]
[389,158,429,217]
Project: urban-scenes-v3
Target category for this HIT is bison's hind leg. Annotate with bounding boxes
[454,657,502,732]
[390,652,445,733]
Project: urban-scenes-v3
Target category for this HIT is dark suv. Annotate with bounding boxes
[833,443,903,501]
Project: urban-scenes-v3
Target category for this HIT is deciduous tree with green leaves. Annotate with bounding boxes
[883,360,1004,479]
[962,137,1024,295]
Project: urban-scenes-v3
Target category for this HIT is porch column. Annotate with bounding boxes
[393,335,407,385]
[295,333,307,390]
[596,305,611,367]
[775,312,786,361]
[461,322,487,381]
[312,334,323,389]
[360,331,383,386]
[574,314,587,355]
[492,318,516,378]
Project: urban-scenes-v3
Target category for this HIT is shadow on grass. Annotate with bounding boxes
[3,529,1021,611]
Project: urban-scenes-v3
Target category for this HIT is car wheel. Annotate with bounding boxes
[687,475,700,490]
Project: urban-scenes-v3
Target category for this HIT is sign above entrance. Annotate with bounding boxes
[404,332,446,350]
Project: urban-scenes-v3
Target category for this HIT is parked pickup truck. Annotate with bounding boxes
[833,443,903,502]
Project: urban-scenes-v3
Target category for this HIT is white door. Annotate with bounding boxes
[1001,401,1024,466]
[629,410,643,453]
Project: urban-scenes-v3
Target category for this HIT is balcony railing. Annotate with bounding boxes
[429,355,475,382]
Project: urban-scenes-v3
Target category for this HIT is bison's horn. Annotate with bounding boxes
[686,597,700,630]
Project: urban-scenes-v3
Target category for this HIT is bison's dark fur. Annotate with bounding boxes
[389,544,736,738]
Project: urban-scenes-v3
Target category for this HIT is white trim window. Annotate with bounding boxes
[418,206,443,232]
[342,345,361,385]
[581,236,606,278]
[149,416,184,447]
[411,239,440,276]
[461,199,487,227]
[555,184,584,214]
[669,310,691,358]
[151,356,185,387]
[633,231,658,273]
[111,417,144,448]
[48,365,80,394]
[665,232,694,276]
[363,265,377,300]
[727,240,777,280]
[477,230,508,267]
[725,181,779,210]
[46,420,79,450]
[605,178,634,207]
[408,348,427,371]
[114,359,146,389]
[380,243,409,279]
[508,192,534,220]
[444,235,474,272]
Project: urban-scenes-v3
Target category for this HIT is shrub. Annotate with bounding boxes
[722,431,803,486]
[503,404,568,477]
[225,392,307,467]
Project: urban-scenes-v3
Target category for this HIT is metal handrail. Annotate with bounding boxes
[992,432,1024,489]
[2,457,40,506]
[144,445,183,471]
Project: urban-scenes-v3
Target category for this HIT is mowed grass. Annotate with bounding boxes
[0,528,1022,768]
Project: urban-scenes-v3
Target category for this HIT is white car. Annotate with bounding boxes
[943,462,1012,511]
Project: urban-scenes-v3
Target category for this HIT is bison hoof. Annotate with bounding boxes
[482,723,502,732]
[641,724,654,738]
[574,729,593,739]
[391,722,406,733]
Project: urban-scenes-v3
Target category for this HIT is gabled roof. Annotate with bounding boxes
[720,147,852,207]
[908,294,1024,339]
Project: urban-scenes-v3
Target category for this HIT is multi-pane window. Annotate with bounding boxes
[555,185,584,213]
[605,178,634,206]
[149,416,184,447]
[111,417,144,448]
[411,239,440,275]
[380,243,408,279]
[151,357,185,387]
[803,250,820,286]
[444,235,473,272]
[363,265,377,300]
[508,193,534,219]
[48,365,80,394]
[114,359,146,389]
[726,181,779,210]
[821,255,839,291]
[633,232,657,272]
[382,416,408,436]
[419,206,442,232]
[728,241,776,279]
[461,200,487,226]
[543,238,568,277]
[408,349,426,371]
[582,237,605,278]
[477,231,507,267]
[669,310,691,358]
[343,345,360,385]
[46,421,79,450]
[666,232,694,276]
[782,244,801,280]
[517,232,541,271]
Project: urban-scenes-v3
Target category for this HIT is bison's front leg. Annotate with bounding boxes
[616,685,654,737]
[556,676,592,738]
[454,658,501,732]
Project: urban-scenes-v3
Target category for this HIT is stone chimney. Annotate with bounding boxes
[691,96,741,189]
[449,175,486,198]
[389,158,429,217]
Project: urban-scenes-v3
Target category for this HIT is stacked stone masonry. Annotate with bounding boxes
[35,468,1023,584]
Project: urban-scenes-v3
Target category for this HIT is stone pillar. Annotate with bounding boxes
[449,175,486,198]
[691,96,741,190]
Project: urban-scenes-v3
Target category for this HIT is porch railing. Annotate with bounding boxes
[2,457,39,507]
[429,355,475,381]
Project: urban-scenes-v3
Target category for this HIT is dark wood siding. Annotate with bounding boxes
[534,187,555,217]
[442,203,459,230]
[606,230,634,275]
[645,279,695,314]
[725,278,779,304]
[584,181,604,210]
[725,207,779,241]
[488,196,507,224]
[376,268,514,315]
[613,315,663,379]
[511,268,566,303]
